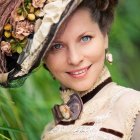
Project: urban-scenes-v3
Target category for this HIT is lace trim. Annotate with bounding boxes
[123,98,140,140]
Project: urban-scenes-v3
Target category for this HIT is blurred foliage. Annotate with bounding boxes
[0,69,61,140]
[109,0,140,90]
[0,0,140,140]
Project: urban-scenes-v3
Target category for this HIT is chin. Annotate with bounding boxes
[70,82,95,92]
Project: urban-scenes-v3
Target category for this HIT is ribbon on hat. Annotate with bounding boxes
[52,93,83,125]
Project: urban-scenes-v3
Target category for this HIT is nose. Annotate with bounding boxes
[67,46,83,66]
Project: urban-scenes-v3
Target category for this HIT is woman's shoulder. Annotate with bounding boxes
[112,83,140,111]
[115,84,140,101]
[109,82,140,98]
[112,84,140,139]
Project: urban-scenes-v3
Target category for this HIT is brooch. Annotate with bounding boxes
[52,93,83,125]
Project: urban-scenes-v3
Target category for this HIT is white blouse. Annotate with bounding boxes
[42,67,140,140]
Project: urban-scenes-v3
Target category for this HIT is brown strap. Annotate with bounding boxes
[100,127,124,138]
[82,122,95,126]
[82,122,124,138]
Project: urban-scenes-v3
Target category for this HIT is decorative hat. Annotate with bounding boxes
[0,0,82,87]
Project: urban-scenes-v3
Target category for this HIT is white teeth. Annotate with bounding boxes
[71,69,86,75]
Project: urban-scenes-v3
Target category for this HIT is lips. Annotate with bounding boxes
[66,65,92,78]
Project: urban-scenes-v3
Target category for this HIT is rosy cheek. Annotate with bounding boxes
[83,46,105,62]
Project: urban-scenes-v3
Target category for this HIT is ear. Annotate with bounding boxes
[104,34,108,49]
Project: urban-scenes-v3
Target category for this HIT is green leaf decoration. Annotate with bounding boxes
[17,47,22,54]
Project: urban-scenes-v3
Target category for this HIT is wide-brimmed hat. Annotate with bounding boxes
[0,0,83,88]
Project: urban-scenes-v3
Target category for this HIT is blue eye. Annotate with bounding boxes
[52,44,63,50]
[81,36,92,42]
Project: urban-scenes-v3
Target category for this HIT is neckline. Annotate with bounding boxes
[81,77,112,104]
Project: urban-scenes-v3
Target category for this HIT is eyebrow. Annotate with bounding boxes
[77,31,95,40]
[51,40,63,45]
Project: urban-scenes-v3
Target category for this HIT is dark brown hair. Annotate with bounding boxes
[78,0,118,33]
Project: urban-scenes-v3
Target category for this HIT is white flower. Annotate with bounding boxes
[15,20,34,40]
[1,41,12,56]
[32,0,46,8]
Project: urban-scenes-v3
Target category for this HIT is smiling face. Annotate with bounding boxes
[44,8,108,92]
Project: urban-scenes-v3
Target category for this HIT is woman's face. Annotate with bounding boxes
[44,8,108,91]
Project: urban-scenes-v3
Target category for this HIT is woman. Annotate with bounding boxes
[0,0,139,139]
[41,0,140,140]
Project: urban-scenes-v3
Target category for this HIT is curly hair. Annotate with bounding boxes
[78,0,118,33]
